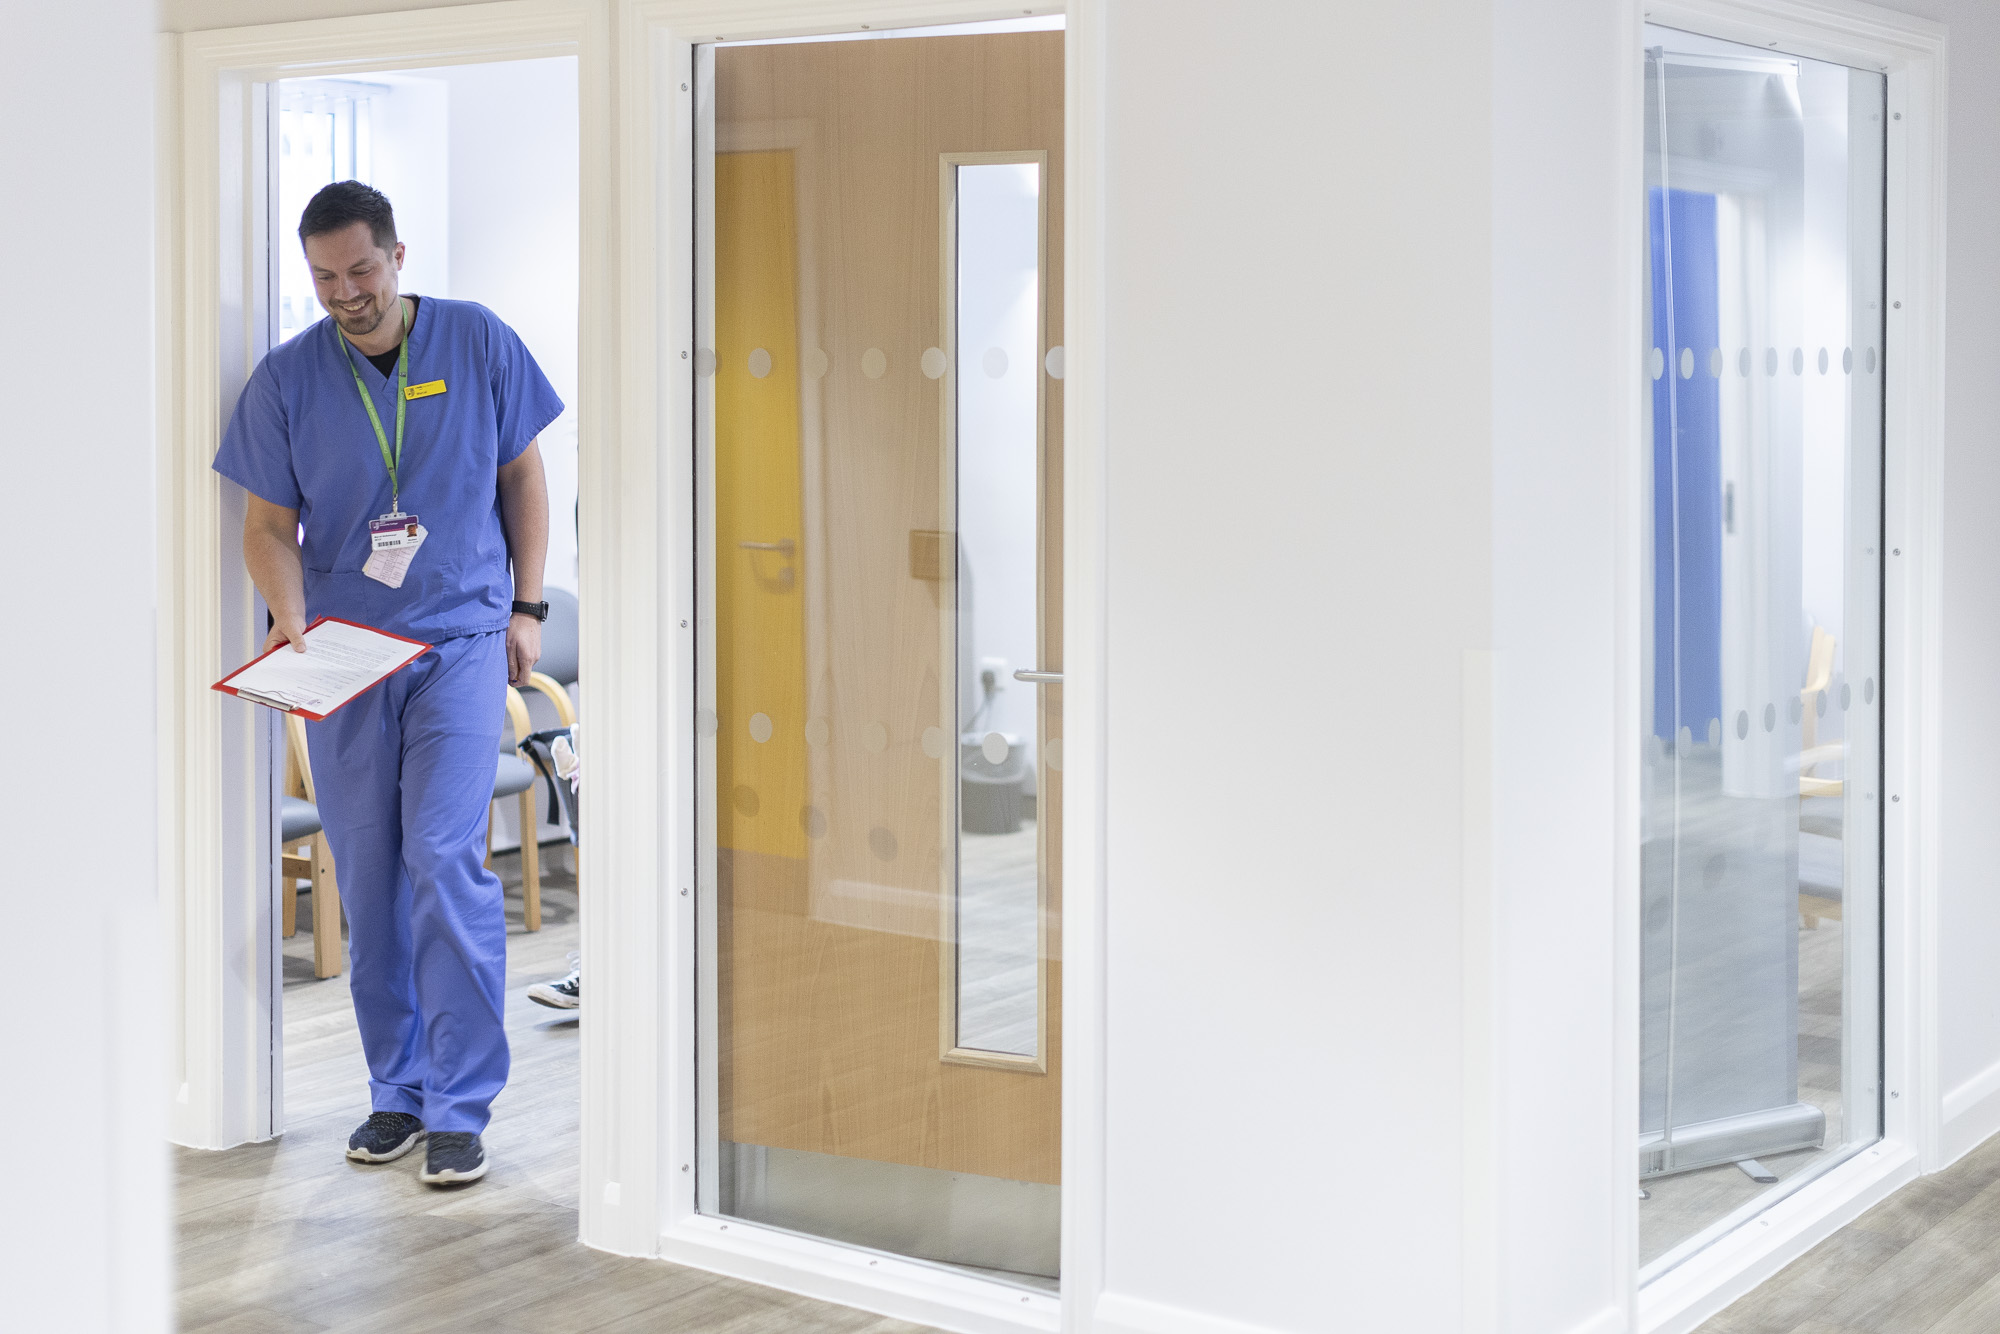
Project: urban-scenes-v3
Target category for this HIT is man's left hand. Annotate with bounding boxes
[507,613,543,687]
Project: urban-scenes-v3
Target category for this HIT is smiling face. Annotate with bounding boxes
[303,220,405,338]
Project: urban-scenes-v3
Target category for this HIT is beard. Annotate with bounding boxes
[332,295,391,336]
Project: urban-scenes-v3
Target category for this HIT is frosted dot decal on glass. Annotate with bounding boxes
[748,712,773,744]
[1738,348,1752,376]
[804,718,830,748]
[748,348,773,379]
[920,726,947,759]
[1736,710,1750,740]
[981,731,1009,765]
[1680,725,1693,751]
[695,347,717,377]
[869,826,898,862]
[1707,717,1721,746]
[698,708,719,738]
[1764,703,1777,732]
[801,805,827,839]
[805,348,829,380]
[1815,691,1827,718]
[1843,347,1854,373]
[1818,347,1829,374]
[732,785,759,817]
[1867,347,1878,373]
[1680,347,1694,379]
[864,721,889,754]
[1709,348,1724,378]
[861,348,888,379]
[1046,345,1065,379]
[921,347,947,379]
[1046,738,1063,772]
[1864,677,1875,704]
[1841,683,1852,710]
[1650,348,1665,380]
[1766,347,1779,375]
[983,347,1009,379]
[1792,347,1805,375]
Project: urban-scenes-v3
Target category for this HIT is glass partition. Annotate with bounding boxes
[1640,25,1885,1275]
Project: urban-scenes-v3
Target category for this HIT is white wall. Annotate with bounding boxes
[1099,3,1494,1331]
[1491,1,1635,1330]
[0,3,168,1331]
[429,57,581,596]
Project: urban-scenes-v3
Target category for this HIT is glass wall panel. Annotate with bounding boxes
[1640,26,1885,1275]
[692,17,1064,1289]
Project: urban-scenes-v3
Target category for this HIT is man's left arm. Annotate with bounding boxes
[497,438,550,686]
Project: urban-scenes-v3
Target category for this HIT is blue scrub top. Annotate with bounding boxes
[214,296,564,644]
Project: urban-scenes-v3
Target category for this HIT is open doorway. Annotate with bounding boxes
[178,52,598,1326]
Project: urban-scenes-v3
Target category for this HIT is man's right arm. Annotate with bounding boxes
[245,494,308,655]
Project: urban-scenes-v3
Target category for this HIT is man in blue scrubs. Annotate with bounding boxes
[215,181,562,1186]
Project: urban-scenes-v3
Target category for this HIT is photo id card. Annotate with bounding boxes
[369,512,422,552]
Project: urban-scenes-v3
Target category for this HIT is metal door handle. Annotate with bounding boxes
[1013,670,1063,684]
[739,539,795,553]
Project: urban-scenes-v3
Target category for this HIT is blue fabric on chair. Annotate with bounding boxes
[537,587,578,687]
[282,795,323,843]
[493,752,536,800]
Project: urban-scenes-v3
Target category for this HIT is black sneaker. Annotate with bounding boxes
[346,1111,426,1163]
[528,956,580,1010]
[420,1132,488,1185]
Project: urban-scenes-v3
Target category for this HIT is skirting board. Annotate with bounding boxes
[1940,1057,2000,1167]
[1096,1293,1624,1334]
[1092,1294,1291,1334]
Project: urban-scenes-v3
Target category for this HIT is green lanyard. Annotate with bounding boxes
[337,298,410,511]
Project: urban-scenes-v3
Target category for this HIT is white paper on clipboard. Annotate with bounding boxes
[214,618,427,719]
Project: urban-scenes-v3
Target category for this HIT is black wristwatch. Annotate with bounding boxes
[512,599,549,622]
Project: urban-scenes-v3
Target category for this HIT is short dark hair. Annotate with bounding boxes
[298,180,398,254]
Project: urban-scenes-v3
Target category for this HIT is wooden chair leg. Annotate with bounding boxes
[484,800,496,872]
[521,790,541,932]
[281,848,301,939]
[311,832,344,979]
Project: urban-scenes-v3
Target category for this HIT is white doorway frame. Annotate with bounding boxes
[164,1,1107,1330]
[1626,2,1946,1332]
[160,0,630,1184]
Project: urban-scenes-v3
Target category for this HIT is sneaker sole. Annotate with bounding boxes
[420,1158,489,1185]
[527,987,579,1009]
[346,1131,425,1163]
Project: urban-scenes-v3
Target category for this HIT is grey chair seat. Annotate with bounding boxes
[282,796,322,843]
[494,752,537,799]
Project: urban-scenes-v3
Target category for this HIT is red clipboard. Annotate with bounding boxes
[211,615,431,720]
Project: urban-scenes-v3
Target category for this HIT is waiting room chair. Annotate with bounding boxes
[514,586,579,876]
[490,685,547,931]
[281,714,344,979]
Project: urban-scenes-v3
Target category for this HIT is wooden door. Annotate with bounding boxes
[711,30,1065,1194]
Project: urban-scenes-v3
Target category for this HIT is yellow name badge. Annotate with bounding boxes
[404,379,448,401]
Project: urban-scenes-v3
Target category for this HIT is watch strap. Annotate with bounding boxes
[512,599,550,622]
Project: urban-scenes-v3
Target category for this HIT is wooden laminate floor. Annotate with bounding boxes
[1695,1131,2000,1333]
[176,849,942,1334]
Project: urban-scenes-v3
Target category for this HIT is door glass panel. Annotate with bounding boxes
[1640,26,1885,1276]
[950,159,1047,1063]
[692,17,1064,1290]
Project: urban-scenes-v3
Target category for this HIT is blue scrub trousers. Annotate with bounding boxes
[307,630,511,1133]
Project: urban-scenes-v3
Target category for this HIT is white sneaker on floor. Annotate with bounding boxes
[528,954,580,1010]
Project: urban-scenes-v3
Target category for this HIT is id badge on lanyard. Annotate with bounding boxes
[341,299,425,585]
